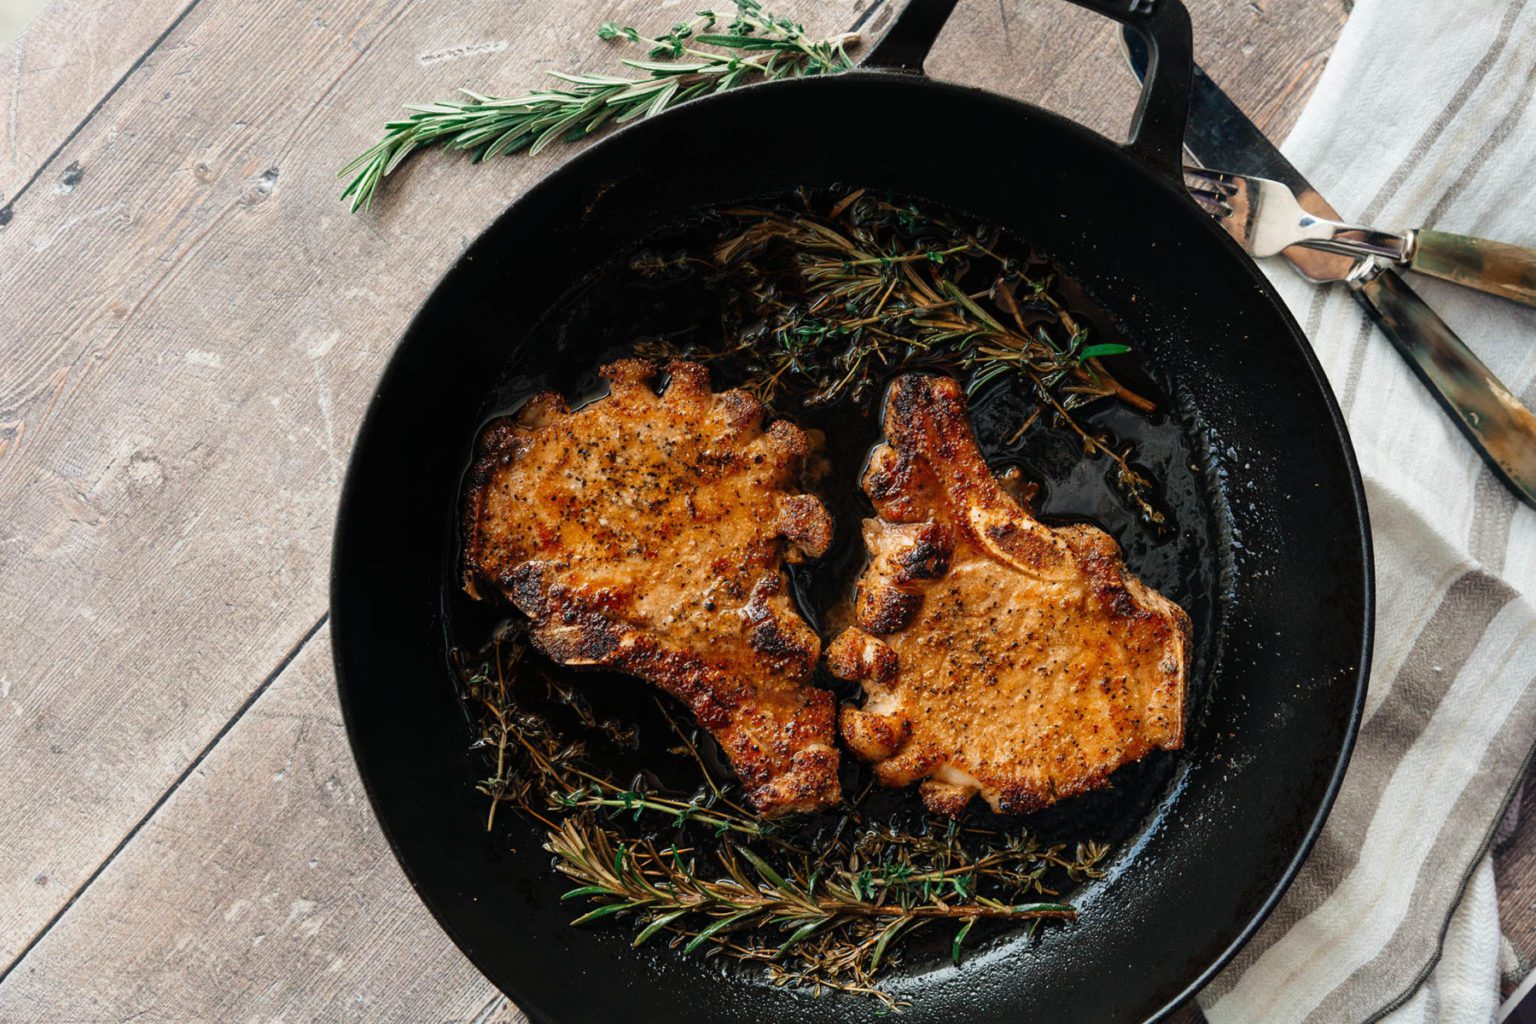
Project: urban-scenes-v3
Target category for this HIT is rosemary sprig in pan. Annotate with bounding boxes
[638,192,1166,522]
[548,816,1078,1006]
[460,625,1111,1007]
[340,1,856,212]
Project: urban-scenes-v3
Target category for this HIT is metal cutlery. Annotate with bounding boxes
[1120,29,1536,510]
[1184,166,1536,306]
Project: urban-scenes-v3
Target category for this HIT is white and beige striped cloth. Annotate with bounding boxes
[1194,0,1536,1020]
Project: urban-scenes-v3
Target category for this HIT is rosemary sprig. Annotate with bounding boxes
[637,192,1166,522]
[547,814,1079,1007]
[340,1,856,212]
[459,625,1111,1005]
[549,818,1077,931]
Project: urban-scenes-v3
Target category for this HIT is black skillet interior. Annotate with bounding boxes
[331,2,1371,1021]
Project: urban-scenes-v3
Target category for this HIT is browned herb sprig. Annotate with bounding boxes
[460,625,1111,1007]
[637,191,1165,523]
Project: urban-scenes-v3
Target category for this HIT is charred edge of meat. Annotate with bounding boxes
[715,388,763,434]
[886,373,971,462]
[838,704,910,762]
[918,779,977,817]
[743,577,819,678]
[600,357,660,390]
[891,523,952,583]
[776,493,834,560]
[862,446,926,521]
[824,627,898,685]
[747,741,841,815]
[857,584,921,635]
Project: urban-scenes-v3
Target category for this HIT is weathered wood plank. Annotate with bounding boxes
[929,0,1346,143]
[1196,0,1348,144]
[0,0,1344,1015]
[0,629,525,1023]
[0,0,190,204]
[0,0,864,971]
[1165,1002,1207,1024]
[1498,775,1535,995]
[0,620,1226,1019]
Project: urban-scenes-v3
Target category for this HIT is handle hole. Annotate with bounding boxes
[921,2,1141,144]
[863,0,1333,154]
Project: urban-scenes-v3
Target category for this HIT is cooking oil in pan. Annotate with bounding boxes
[441,191,1228,964]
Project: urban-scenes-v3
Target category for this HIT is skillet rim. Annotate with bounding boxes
[330,67,1375,1024]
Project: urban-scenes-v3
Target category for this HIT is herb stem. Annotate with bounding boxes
[639,194,1166,522]
[340,3,858,212]
[460,623,1111,1002]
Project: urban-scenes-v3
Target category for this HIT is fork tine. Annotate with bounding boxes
[1182,166,1237,196]
[1185,176,1234,214]
[1184,185,1233,217]
[1181,166,1217,187]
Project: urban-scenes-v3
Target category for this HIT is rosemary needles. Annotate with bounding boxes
[637,191,1166,522]
[460,627,1111,1007]
[340,1,856,212]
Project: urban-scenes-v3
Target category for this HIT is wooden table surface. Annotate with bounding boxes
[0,0,1525,1020]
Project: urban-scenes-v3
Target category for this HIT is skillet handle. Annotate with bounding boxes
[1067,0,1192,178]
[859,0,1192,180]
[857,0,959,74]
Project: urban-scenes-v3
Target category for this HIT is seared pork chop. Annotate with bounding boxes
[462,359,841,816]
[828,374,1191,815]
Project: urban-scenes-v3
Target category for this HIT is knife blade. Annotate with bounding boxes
[1121,30,1536,510]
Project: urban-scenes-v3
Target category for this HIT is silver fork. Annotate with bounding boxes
[1184,167,1536,307]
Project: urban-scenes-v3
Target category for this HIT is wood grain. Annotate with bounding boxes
[928,0,1347,143]
[1499,777,1536,994]
[0,0,863,971]
[0,629,523,1023]
[0,0,189,204]
[0,0,1345,1018]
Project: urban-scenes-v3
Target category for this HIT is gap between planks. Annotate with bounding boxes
[0,0,1341,1016]
[0,613,328,990]
[0,0,865,972]
[0,625,515,1021]
[0,0,200,209]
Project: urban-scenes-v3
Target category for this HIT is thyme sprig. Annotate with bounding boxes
[465,632,772,839]
[638,192,1165,522]
[460,624,1111,1006]
[340,1,856,212]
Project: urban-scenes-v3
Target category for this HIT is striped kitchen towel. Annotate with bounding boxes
[1196,0,1536,1021]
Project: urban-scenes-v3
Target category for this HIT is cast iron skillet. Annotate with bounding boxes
[331,1,1373,1020]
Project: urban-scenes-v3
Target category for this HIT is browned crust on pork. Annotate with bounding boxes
[462,359,840,816]
[830,374,1192,816]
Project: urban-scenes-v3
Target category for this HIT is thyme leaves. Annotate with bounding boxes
[461,626,1110,1007]
[637,193,1165,523]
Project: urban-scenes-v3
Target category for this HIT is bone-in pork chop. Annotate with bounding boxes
[828,374,1191,815]
[462,359,840,816]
